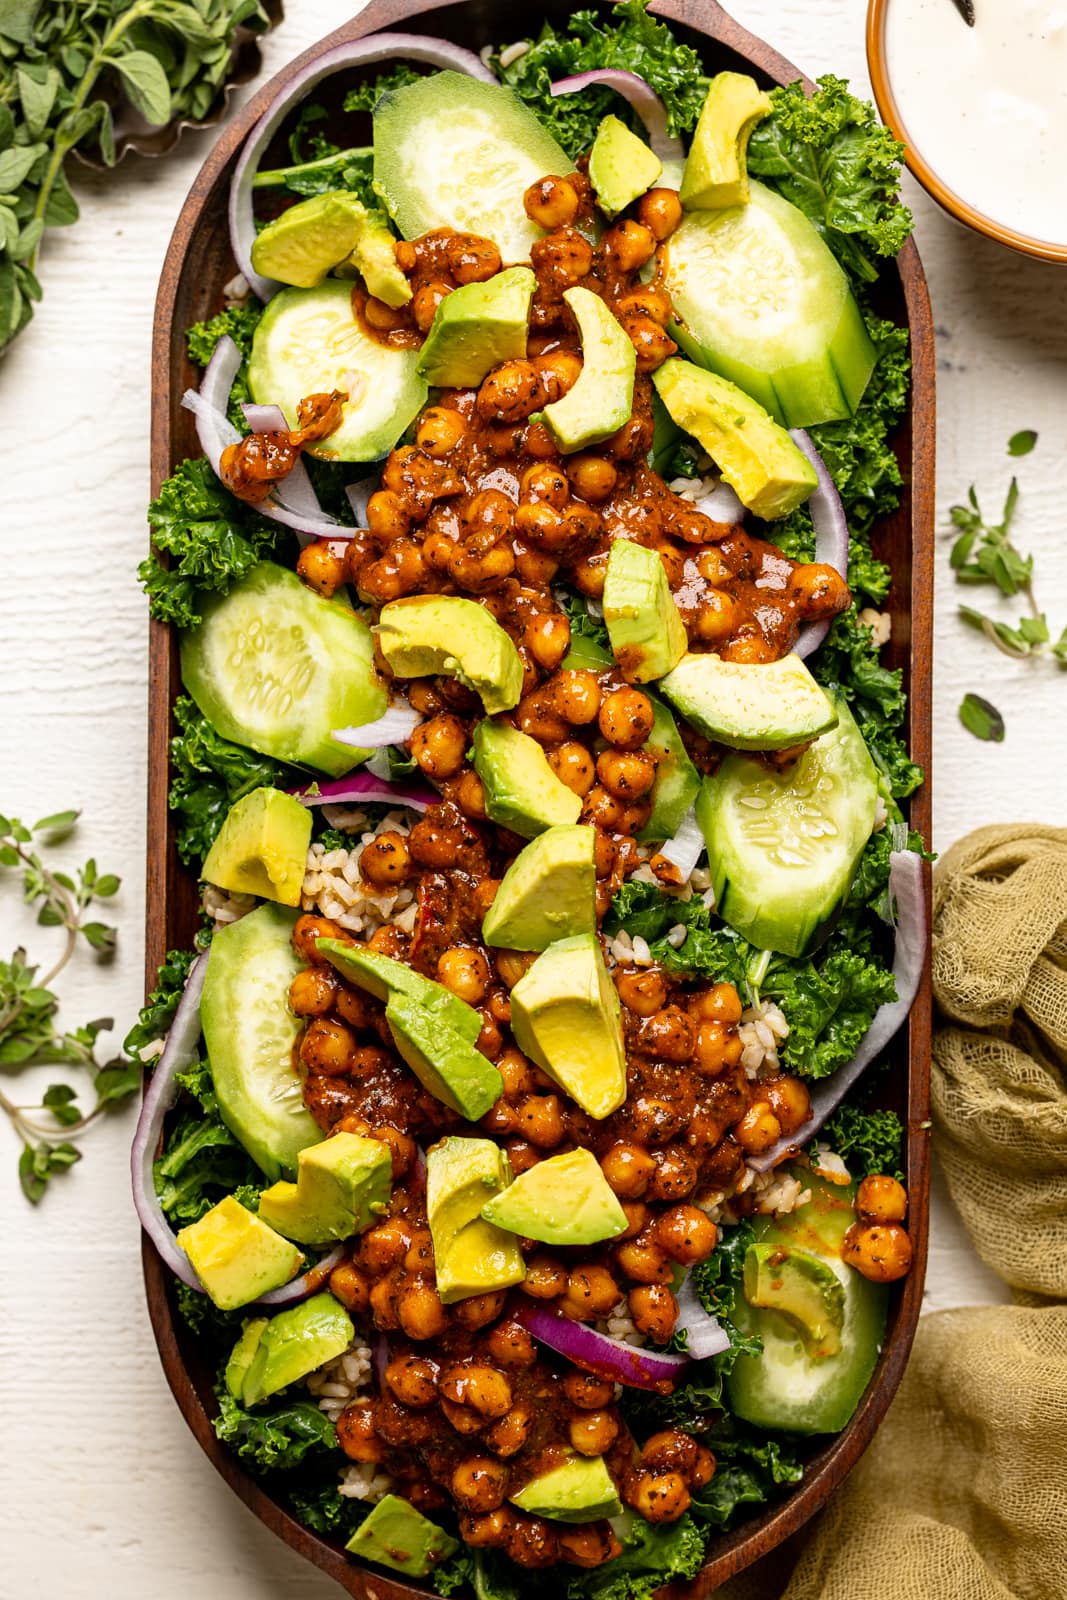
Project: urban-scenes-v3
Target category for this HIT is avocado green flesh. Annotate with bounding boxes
[316,939,482,1043]
[417,266,535,388]
[201,904,322,1182]
[473,720,582,838]
[386,995,503,1121]
[637,694,701,843]
[663,180,875,429]
[248,280,428,462]
[510,934,626,1120]
[348,214,411,307]
[509,1453,623,1523]
[744,1241,846,1357]
[376,595,524,716]
[345,1494,459,1574]
[589,114,662,219]
[201,786,311,909]
[224,1317,267,1400]
[176,1196,303,1310]
[696,693,879,956]
[725,1170,888,1434]
[659,651,838,752]
[542,286,636,453]
[241,1292,354,1407]
[257,1131,392,1246]
[250,191,367,288]
[482,1147,627,1246]
[180,562,386,777]
[679,71,772,211]
[602,538,688,683]
[481,825,597,951]
[426,1137,526,1303]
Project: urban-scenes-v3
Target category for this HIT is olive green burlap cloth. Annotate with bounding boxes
[717,824,1067,1600]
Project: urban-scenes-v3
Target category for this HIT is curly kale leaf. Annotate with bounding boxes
[497,0,708,159]
[823,1102,904,1181]
[691,1220,762,1374]
[763,947,897,1080]
[604,881,752,989]
[748,75,913,283]
[168,694,299,865]
[812,611,922,798]
[344,62,424,114]
[213,1390,339,1472]
[123,947,197,1058]
[289,1475,370,1539]
[566,1513,706,1600]
[185,303,263,428]
[142,458,286,630]
[690,1417,804,1532]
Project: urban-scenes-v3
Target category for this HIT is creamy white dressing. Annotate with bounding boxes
[884,0,1067,243]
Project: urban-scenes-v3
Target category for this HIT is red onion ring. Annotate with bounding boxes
[674,1272,731,1360]
[229,34,497,303]
[789,428,850,661]
[747,848,927,1173]
[287,769,437,812]
[549,70,682,164]
[514,1302,690,1392]
[345,475,379,527]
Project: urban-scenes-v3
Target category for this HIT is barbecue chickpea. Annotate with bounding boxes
[288,965,337,1017]
[477,360,545,424]
[461,1508,515,1548]
[397,1279,449,1340]
[582,785,625,830]
[531,227,594,287]
[572,550,609,597]
[336,1403,384,1462]
[637,187,683,240]
[604,219,657,271]
[523,1254,568,1299]
[558,1525,623,1568]
[569,1410,620,1456]
[561,1263,623,1321]
[733,1101,783,1154]
[549,741,597,796]
[515,543,559,585]
[495,951,537,990]
[619,1200,650,1239]
[507,1516,559,1568]
[367,488,413,541]
[563,1371,615,1410]
[600,1140,657,1200]
[297,538,347,596]
[857,1174,908,1225]
[696,547,732,585]
[455,769,487,820]
[521,461,570,508]
[622,313,677,373]
[615,966,669,1016]
[485,1401,535,1457]
[516,1093,566,1149]
[792,561,850,614]
[597,749,656,799]
[449,541,516,591]
[486,1319,537,1369]
[615,1232,672,1285]
[524,174,580,228]
[694,1020,743,1074]
[292,914,346,964]
[362,294,408,331]
[764,1075,812,1137]
[437,947,490,1004]
[842,1222,913,1283]
[641,1430,696,1476]
[515,500,569,551]
[615,287,673,326]
[720,631,777,664]
[449,234,502,284]
[439,1364,513,1418]
[566,454,617,503]
[415,405,466,457]
[629,1284,679,1343]
[452,1458,508,1513]
[441,1397,487,1435]
[654,1205,718,1265]
[361,1219,411,1273]
[525,612,571,670]
[535,350,583,402]
[550,669,602,725]
[647,1145,699,1202]
[638,1007,696,1063]
[328,1261,370,1313]
[599,687,654,749]
[358,829,413,888]
[410,714,467,779]
[299,1017,357,1076]
[373,1123,417,1180]
[360,540,426,603]
[385,1354,438,1409]
[690,983,743,1025]
[413,279,451,332]
[690,589,743,645]
[626,1469,690,1522]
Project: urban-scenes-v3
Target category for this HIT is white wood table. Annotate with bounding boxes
[3,2,1059,1593]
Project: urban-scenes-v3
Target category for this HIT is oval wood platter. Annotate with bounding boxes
[144,2,935,1592]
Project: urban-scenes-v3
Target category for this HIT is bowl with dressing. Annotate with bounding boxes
[867,0,1067,262]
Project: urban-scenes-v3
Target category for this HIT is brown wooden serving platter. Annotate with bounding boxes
[144,1,935,1592]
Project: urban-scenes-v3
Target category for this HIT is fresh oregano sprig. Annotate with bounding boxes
[0,808,138,1203]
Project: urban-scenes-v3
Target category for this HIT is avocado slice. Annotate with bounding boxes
[653,358,818,520]
[510,934,626,1120]
[345,1493,459,1575]
[542,286,637,454]
[240,1291,354,1407]
[603,539,688,684]
[482,1148,627,1246]
[257,1131,391,1247]
[224,1317,268,1400]
[658,652,838,752]
[200,786,312,909]
[417,266,536,388]
[386,995,503,1121]
[250,191,368,288]
[316,939,482,1044]
[589,114,662,219]
[376,595,524,716]
[481,824,596,951]
[176,1196,304,1311]
[637,693,701,843]
[346,209,412,307]
[680,72,773,211]
[744,1241,846,1357]
[510,1452,623,1523]
[426,1136,526,1303]
[472,720,582,839]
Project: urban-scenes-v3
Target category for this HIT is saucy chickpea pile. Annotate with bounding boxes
[226,167,912,1569]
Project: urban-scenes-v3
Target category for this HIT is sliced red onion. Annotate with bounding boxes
[789,428,849,661]
[657,804,704,880]
[287,769,437,812]
[332,703,422,748]
[748,849,927,1172]
[373,1332,390,1386]
[254,1243,346,1308]
[693,480,745,525]
[550,70,682,164]
[674,1272,731,1360]
[515,1302,690,1393]
[346,475,379,527]
[229,34,497,302]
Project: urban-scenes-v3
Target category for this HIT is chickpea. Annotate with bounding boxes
[507,1515,559,1568]
[694,1020,743,1075]
[524,174,580,229]
[525,612,571,671]
[691,1445,715,1488]
[448,234,502,284]
[531,227,594,288]
[521,461,570,508]
[413,279,452,332]
[463,488,514,549]
[562,501,603,546]
[288,965,337,1017]
[299,1016,357,1076]
[368,1272,401,1329]
[842,1221,913,1283]
[629,1284,679,1343]
[292,913,347,964]
[484,1401,535,1457]
[515,499,568,553]
[615,1232,673,1286]
[477,360,546,424]
[441,1397,487,1435]
[452,1457,508,1514]
[515,543,559,586]
[569,1410,620,1456]
[328,1260,370,1313]
[792,562,850,616]
[637,187,683,240]
[690,588,744,646]
[477,1010,504,1059]
[566,453,618,503]
[572,549,609,597]
[360,1218,411,1273]
[495,950,537,990]
[619,1199,650,1239]
[358,829,414,889]
[460,1507,515,1548]
[600,1140,657,1199]
[560,1263,623,1321]
[548,741,597,796]
[641,1429,697,1476]
[341,532,375,588]
[335,1403,384,1463]
[615,287,673,327]
[297,537,347,597]
[627,1468,690,1523]
[719,630,777,664]
[638,1007,696,1063]
[363,294,408,331]
[764,1075,812,1138]
[439,1363,513,1418]
[433,946,490,1006]
[655,1204,718,1265]
[733,1101,783,1154]
[596,746,657,802]
[385,1353,438,1409]
[604,219,657,272]
[517,689,570,745]
[524,420,558,460]
[534,350,583,402]
[696,547,732,585]
[558,1525,623,1568]
[415,405,466,457]
[599,686,655,749]
[615,966,669,1017]
[582,785,625,830]
[515,1093,566,1149]
[690,983,743,1025]
[397,1279,449,1340]
[647,1145,699,1202]
[486,1319,537,1369]
[373,1123,418,1180]
[857,1174,908,1225]
[622,313,678,373]
[360,540,426,603]
[561,1372,614,1412]
[455,769,487,820]
[523,1254,569,1299]
[594,831,617,879]
[450,542,517,592]
[366,488,413,542]
[549,669,602,725]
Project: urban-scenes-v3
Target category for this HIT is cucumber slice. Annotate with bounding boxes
[373,72,571,264]
[663,180,875,428]
[180,562,386,778]
[201,903,323,1181]
[696,694,879,956]
[637,694,701,844]
[247,280,427,462]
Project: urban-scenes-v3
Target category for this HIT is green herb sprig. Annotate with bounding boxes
[0,808,136,1203]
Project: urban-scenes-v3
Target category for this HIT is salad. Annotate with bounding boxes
[132,4,927,1593]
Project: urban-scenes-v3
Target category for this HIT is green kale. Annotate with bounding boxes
[154,1098,262,1226]
[691,1220,762,1373]
[604,881,752,989]
[213,1389,339,1471]
[557,586,611,654]
[174,1281,244,1339]
[289,1474,370,1539]
[747,75,913,284]
[823,1102,904,1181]
[168,694,300,865]
[690,1417,804,1531]
[497,0,708,159]
[186,303,263,428]
[812,610,922,798]
[141,457,287,630]
[344,62,424,114]
[763,946,896,1081]
[433,1551,478,1598]
[123,947,197,1058]
[567,1514,706,1600]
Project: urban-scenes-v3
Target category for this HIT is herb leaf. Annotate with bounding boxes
[959,693,1005,743]
[1007,429,1037,457]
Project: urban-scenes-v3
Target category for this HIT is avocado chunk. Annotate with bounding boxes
[482,1148,627,1246]
[589,114,662,219]
[745,1241,846,1357]
[653,358,817,520]
[258,1132,391,1246]
[473,720,582,838]
[345,1493,459,1576]
[176,1196,304,1311]
[250,191,368,288]
[224,1317,267,1400]
[427,1137,526,1303]
[386,995,503,1121]
[637,693,701,843]
[680,72,773,210]
[659,652,838,752]
[417,266,536,388]
[482,825,596,950]
[603,539,688,684]
[346,210,412,307]
[240,1291,354,1407]
[316,939,482,1043]
[542,286,637,453]
[510,1452,623,1523]
[376,596,524,715]
[201,786,312,909]
[510,934,626,1119]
